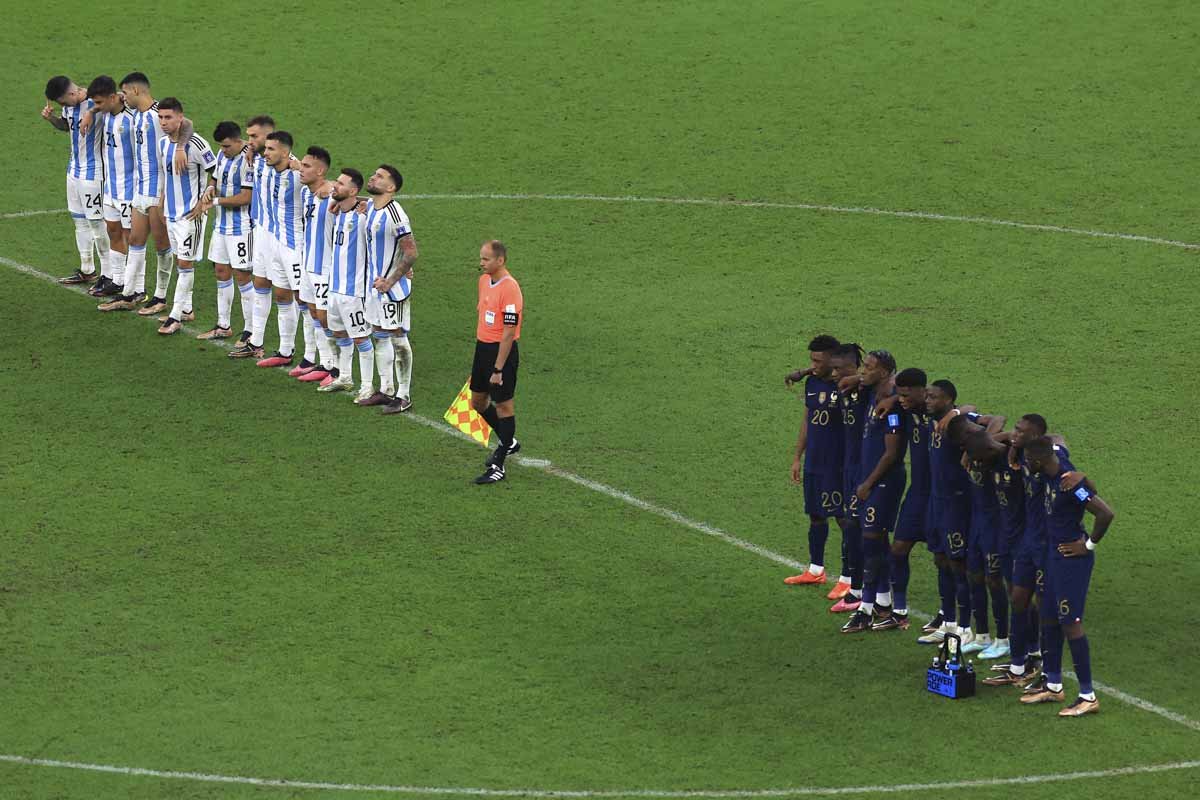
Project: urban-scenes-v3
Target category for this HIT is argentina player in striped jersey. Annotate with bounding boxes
[83,76,137,298]
[153,98,216,335]
[317,168,375,398]
[290,146,338,381]
[194,121,253,339]
[252,131,306,368]
[41,75,109,286]
[360,164,419,413]
[230,115,280,356]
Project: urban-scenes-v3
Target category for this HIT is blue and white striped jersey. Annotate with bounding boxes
[265,165,303,249]
[100,108,137,202]
[212,146,251,235]
[131,102,163,196]
[61,99,101,180]
[248,153,269,228]
[365,200,414,301]
[328,206,368,298]
[301,185,335,275]
[158,134,217,222]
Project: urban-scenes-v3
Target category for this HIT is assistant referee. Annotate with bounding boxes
[471,240,523,485]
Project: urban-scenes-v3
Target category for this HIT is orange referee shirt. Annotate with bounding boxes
[477,273,523,343]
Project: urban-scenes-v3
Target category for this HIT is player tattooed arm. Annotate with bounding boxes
[375,234,419,292]
[41,103,68,131]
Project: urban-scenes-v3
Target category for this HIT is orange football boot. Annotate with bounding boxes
[784,569,827,586]
[827,580,851,600]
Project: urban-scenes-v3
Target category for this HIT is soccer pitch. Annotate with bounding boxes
[3,1,1199,798]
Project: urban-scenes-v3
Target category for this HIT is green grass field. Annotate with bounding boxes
[3,1,1199,798]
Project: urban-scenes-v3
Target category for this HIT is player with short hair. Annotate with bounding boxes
[1018,436,1114,716]
[194,121,253,339]
[315,168,374,397]
[471,240,524,485]
[42,75,109,286]
[291,145,337,381]
[962,430,1007,655]
[154,98,216,335]
[228,115,279,356]
[784,335,844,586]
[96,72,190,313]
[842,350,907,633]
[83,75,135,298]
[827,343,867,611]
[359,163,419,414]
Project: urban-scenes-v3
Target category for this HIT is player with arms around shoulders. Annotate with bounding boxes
[154,97,216,335]
[472,240,524,485]
[83,75,137,298]
[784,335,844,586]
[42,75,109,286]
[291,145,338,381]
[826,343,868,611]
[194,121,254,339]
[252,131,306,368]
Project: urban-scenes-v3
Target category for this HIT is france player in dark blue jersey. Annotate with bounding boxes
[827,344,868,611]
[961,429,1018,659]
[786,335,844,586]
[841,350,907,634]
[1018,436,1114,717]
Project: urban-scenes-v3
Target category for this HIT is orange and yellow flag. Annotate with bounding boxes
[443,380,491,446]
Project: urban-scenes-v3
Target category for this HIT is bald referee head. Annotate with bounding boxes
[471,240,524,484]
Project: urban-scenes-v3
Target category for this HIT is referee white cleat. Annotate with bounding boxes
[474,464,506,485]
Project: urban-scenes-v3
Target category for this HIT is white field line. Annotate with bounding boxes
[7,196,1200,250]
[0,208,62,219]
[2,249,1199,796]
[1,755,1198,798]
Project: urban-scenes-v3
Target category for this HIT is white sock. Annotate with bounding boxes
[394,333,412,398]
[276,300,298,357]
[355,338,375,390]
[837,575,850,584]
[860,602,874,615]
[125,246,147,296]
[73,217,95,273]
[154,247,174,300]
[88,219,110,270]
[170,267,194,320]
[372,333,395,395]
[850,589,862,599]
[336,337,354,376]
[314,320,333,368]
[1047,682,1064,693]
[808,563,824,576]
[250,287,272,347]
[216,278,235,329]
[876,591,892,607]
[895,607,907,616]
[1010,663,1025,676]
[299,305,317,363]
[1080,691,1096,701]
[237,282,254,332]
[109,249,127,288]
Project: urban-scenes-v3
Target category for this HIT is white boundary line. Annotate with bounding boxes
[1,755,1199,798]
[2,232,1198,796]
[5,195,1200,250]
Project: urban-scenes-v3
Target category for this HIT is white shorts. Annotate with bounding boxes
[166,215,207,263]
[102,197,133,229]
[210,231,251,270]
[132,193,161,214]
[250,229,276,279]
[326,292,371,339]
[67,175,103,221]
[366,293,412,332]
[269,242,303,291]
[304,271,330,310]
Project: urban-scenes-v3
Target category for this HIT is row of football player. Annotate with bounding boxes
[783,336,1115,717]
[42,72,417,413]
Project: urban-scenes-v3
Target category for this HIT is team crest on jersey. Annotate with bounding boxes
[819,392,827,404]
[829,391,838,403]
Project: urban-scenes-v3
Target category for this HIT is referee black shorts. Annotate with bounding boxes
[470,339,519,402]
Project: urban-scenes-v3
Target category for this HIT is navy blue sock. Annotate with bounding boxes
[990,583,1009,639]
[839,528,849,579]
[1042,624,1065,685]
[844,522,863,591]
[807,521,830,568]
[1009,606,1028,666]
[1068,635,1093,695]
[970,578,989,634]
[955,570,971,630]
[875,536,891,593]
[890,550,910,611]
[938,567,956,624]
[1029,607,1042,654]
[861,536,884,606]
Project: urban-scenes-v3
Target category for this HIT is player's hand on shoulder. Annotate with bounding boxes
[355,199,367,214]
[874,393,898,417]
[315,183,332,199]
[1060,470,1086,491]
[785,367,812,388]
[174,146,189,172]
[837,374,861,393]
[79,108,93,134]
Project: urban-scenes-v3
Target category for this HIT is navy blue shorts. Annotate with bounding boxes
[933,492,971,560]
[1046,549,1095,624]
[861,472,906,534]
[842,467,861,519]
[970,508,1002,576]
[1010,532,1045,590]
[894,491,930,543]
[803,471,844,519]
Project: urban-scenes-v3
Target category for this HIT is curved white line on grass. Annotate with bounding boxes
[403,193,1200,251]
[1,755,1198,797]
[7,197,1200,250]
[4,252,1200,797]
